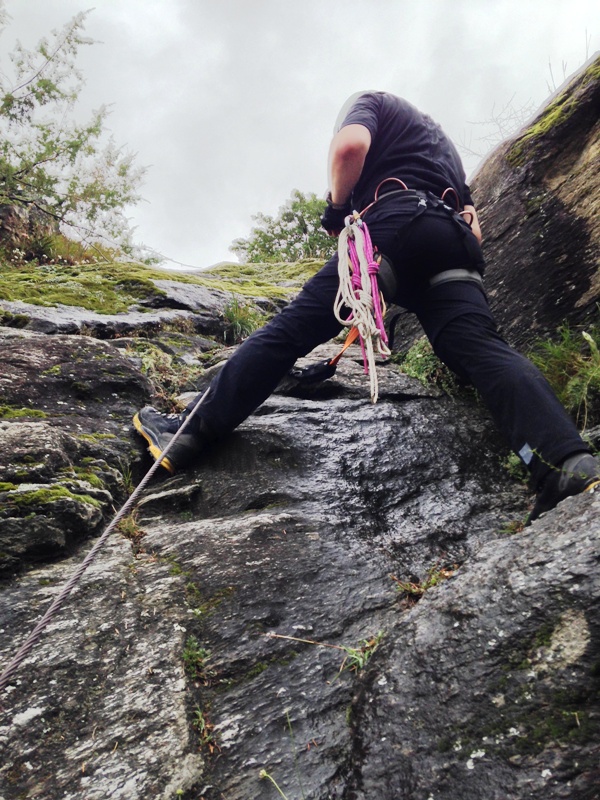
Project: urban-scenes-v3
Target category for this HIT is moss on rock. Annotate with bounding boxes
[0,406,48,420]
[0,255,324,314]
[4,485,103,510]
[507,54,600,167]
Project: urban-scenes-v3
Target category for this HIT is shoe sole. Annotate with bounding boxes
[132,413,176,474]
[528,476,600,525]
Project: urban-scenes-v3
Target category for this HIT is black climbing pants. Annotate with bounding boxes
[189,200,587,488]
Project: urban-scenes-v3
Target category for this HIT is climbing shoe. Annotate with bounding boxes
[133,406,200,474]
[528,452,600,524]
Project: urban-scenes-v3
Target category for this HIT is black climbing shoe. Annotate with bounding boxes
[528,452,600,524]
[133,406,200,474]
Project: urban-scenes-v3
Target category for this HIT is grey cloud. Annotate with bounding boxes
[3,0,597,267]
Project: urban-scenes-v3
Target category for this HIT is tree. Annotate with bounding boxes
[0,5,145,249]
[230,189,333,263]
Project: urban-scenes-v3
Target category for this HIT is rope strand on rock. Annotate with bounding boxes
[334,215,390,402]
[0,392,208,696]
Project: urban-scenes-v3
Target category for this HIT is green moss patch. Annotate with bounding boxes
[0,310,30,328]
[0,406,48,420]
[507,55,600,166]
[0,255,323,314]
[4,485,103,509]
[58,466,106,489]
[205,258,324,291]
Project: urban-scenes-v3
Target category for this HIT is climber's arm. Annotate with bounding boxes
[463,204,482,244]
[327,124,372,206]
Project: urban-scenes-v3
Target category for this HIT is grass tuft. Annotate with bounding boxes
[391,563,457,602]
[393,336,460,395]
[529,324,600,430]
[222,294,265,343]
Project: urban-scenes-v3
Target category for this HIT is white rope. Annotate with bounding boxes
[333,219,391,403]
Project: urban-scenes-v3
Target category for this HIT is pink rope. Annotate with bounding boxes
[361,222,388,345]
[345,221,388,375]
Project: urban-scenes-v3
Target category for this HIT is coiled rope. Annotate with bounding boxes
[334,214,390,402]
[0,392,207,695]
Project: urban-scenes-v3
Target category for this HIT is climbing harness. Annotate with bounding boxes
[0,392,208,696]
[334,213,391,403]
[290,178,481,399]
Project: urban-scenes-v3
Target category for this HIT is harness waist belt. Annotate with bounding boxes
[428,268,483,288]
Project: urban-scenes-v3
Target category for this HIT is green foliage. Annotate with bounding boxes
[529,324,600,430]
[116,511,145,549]
[266,630,383,679]
[192,706,218,753]
[125,339,204,408]
[499,519,526,535]
[395,335,459,395]
[0,6,144,247]
[222,294,265,343]
[339,631,384,674]
[502,452,529,483]
[231,189,333,263]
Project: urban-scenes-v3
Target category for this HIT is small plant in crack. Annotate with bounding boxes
[259,768,291,799]
[337,631,385,675]
[116,510,146,551]
[192,706,219,754]
[265,631,384,676]
[182,635,214,683]
[391,563,457,603]
[259,711,306,800]
[499,518,526,536]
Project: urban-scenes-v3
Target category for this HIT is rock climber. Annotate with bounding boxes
[134,91,600,522]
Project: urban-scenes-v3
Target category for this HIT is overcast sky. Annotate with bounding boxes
[2,0,598,269]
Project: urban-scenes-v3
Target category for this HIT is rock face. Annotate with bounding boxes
[471,53,600,350]
[1,60,600,800]
[0,328,149,573]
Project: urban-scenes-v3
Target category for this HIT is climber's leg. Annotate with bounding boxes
[134,255,343,470]
[414,280,598,517]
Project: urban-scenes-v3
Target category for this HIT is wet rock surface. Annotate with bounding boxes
[1,337,599,798]
[0,298,222,339]
[471,54,600,350]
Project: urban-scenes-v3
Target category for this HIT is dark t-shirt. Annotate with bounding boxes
[339,92,473,211]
